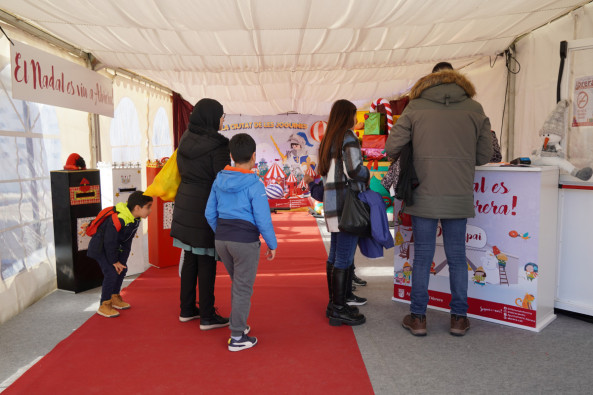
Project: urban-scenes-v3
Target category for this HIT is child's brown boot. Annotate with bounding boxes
[97,300,120,317]
[111,294,131,310]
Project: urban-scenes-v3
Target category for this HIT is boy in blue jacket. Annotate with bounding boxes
[206,133,277,352]
[87,191,153,318]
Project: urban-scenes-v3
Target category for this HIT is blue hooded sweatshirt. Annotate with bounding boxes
[205,166,277,250]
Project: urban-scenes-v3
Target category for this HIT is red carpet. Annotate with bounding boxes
[6,212,373,394]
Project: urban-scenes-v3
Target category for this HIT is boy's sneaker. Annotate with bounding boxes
[352,273,367,286]
[228,334,258,352]
[179,308,200,322]
[97,301,119,318]
[346,294,367,306]
[200,313,230,330]
[111,294,131,310]
[244,325,251,335]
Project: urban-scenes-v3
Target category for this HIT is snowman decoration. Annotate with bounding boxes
[531,100,592,181]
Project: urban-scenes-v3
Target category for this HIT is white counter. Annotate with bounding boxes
[393,165,559,331]
[555,174,593,316]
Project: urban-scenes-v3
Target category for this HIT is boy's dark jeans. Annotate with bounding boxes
[96,255,127,303]
[180,251,217,319]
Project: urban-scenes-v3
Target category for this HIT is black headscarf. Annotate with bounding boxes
[187,98,224,134]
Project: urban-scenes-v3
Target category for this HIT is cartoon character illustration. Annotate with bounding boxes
[472,266,487,286]
[430,262,436,275]
[515,294,535,310]
[394,229,404,246]
[524,262,539,281]
[402,262,412,284]
[395,271,405,285]
[492,246,507,267]
[283,163,291,177]
[257,158,269,178]
[78,221,91,237]
[479,250,500,285]
[509,230,530,239]
[284,133,310,177]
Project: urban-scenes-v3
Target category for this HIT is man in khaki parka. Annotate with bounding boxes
[386,63,492,337]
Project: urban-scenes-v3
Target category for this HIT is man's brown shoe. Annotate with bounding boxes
[97,301,119,317]
[111,294,131,310]
[402,314,427,336]
[450,314,470,336]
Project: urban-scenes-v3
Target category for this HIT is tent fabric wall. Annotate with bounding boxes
[514,2,593,160]
[1,1,593,325]
[460,57,509,159]
[0,0,587,115]
[97,76,173,277]
[0,28,90,324]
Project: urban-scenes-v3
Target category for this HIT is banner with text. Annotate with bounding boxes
[221,114,327,207]
[10,41,114,117]
[393,169,541,329]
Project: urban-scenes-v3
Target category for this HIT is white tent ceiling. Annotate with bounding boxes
[0,0,589,115]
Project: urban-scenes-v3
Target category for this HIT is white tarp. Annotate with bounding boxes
[0,0,588,115]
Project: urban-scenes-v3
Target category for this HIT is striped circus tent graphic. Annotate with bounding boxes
[298,178,308,190]
[265,161,286,180]
[286,173,297,183]
[305,166,317,177]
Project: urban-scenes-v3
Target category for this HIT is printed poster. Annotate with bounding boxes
[222,114,327,208]
[572,75,593,127]
[77,216,94,251]
[393,170,541,328]
[163,202,174,230]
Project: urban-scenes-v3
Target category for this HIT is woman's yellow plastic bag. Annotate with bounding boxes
[145,150,181,201]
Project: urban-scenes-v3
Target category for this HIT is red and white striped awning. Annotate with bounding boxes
[265,162,286,179]
[286,173,297,183]
[298,179,307,189]
[305,167,317,177]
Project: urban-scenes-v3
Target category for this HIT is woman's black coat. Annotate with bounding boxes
[170,127,230,248]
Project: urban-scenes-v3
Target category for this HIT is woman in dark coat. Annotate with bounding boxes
[170,98,230,329]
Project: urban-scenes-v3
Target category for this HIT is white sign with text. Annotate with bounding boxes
[10,40,114,117]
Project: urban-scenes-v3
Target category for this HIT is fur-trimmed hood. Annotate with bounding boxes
[410,70,476,102]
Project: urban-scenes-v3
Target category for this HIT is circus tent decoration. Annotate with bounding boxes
[305,166,317,178]
[297,178,309,194]
[264,160,286,181]
[286,173,298,196]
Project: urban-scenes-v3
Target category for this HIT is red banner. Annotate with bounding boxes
[393,284,537,328]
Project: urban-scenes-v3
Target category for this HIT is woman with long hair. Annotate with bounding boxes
[317,99,369,326]
[170,98,230,330]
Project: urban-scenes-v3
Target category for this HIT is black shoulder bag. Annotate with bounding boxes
[338,156,371,237]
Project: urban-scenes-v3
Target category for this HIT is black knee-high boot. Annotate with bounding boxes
[326,263,358,318]
[329,268,365,326]
[326,262,333,318]
[346,265,367,306]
